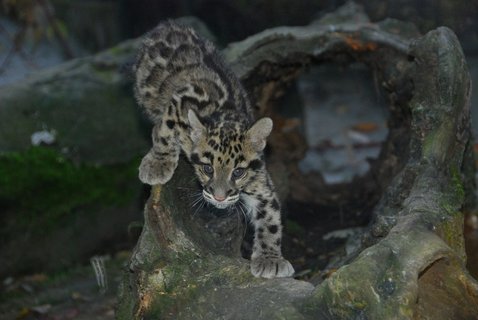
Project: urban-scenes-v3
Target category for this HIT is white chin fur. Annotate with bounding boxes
[202,190,239,209]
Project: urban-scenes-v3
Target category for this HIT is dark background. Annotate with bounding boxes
[39,0,478,53]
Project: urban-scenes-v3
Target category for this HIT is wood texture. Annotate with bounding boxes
[117,3,478,319]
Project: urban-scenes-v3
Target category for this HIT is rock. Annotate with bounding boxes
[0,37,147,165]
[0,17,216,277]
[0,15,217,165]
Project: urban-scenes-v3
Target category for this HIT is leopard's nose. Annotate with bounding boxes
[214,195,226,202]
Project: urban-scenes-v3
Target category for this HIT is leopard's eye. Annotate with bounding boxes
[203,164,214,176]
[232,167,246,179]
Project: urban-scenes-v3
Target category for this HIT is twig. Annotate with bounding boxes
[0,22,37,74]
[37,0,74,59]
[90,255,109,294]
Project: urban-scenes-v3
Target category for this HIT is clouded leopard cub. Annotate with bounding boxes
[134,21,294,279]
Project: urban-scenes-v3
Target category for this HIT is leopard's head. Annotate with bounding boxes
[188,110,271,209]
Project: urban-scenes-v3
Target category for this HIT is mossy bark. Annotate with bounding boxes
[117,3,478,319]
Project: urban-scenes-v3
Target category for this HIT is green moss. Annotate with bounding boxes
[437,165,465,218]
[435,212,466,261]
[0,146,140,236]
[142,257,201,319]
[432,165,467,260]
[92,65,117,82]
[141,255,251,319]
[116,267,140,320]
[422,121,453,162]
[449,165,465,204]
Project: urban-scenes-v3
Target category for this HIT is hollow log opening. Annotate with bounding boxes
[239,33,414,279]
[269,64,390,278]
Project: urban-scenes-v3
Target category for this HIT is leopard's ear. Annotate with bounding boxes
[246,117,273,152]
[188,109,206,144]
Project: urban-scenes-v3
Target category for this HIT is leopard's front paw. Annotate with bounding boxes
[138,152,177,185]
[250,256,295,279]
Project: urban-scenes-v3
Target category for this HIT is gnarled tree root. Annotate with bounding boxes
[117,3,478,319]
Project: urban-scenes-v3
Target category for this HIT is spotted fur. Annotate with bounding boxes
[134,21,294,278]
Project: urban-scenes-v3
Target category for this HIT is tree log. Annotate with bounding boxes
[117,3,478,319]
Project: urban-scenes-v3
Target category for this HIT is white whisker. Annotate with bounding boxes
[192,197,206,217]
[191,196,203,208]
[237,199,249,239]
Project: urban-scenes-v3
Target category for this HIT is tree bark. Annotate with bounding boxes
[117,3,478,319]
